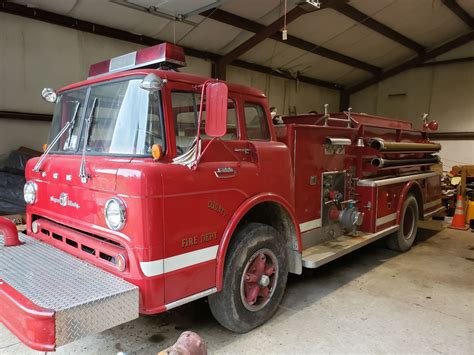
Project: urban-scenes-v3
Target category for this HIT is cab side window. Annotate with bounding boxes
[244,103,270,141]
[171,91,239,154]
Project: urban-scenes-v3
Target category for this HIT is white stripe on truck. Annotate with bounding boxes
[376,212,397,226]
[140,245,219,277]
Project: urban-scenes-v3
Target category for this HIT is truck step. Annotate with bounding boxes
[0,233,138,348]
[302,225,399,268]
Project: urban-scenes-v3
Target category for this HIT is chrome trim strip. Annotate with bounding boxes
[424,198,442,210]
[358,171,441,187]
[165,287,217,310]
[376,212,397,226]
[424,206,445,219]
[300,218,322,232]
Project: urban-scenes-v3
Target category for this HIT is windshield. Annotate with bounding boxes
[48,78,164,155]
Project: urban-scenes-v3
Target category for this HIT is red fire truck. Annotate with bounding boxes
[0,43,443,351]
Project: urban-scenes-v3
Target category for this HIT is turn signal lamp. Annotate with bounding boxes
[31,220,39,234]
[151,144,163,160]
[88,43,186,79]
[115,254,127,272]
[42,143,47,152]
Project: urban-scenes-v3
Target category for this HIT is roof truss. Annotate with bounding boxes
[346,31,474,94]
[442,0,474,29]
[330,2,425,54]
[202,8,381,74]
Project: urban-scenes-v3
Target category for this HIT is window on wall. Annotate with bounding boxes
[244,103,270,141]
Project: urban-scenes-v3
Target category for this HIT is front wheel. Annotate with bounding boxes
[386,194,419,252]
[208,223,288,333]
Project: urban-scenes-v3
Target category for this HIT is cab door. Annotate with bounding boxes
[240,98,293,203]
[161,85,258,304]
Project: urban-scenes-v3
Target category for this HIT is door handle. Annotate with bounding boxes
[234,148,251,154]
[215,167,236,178]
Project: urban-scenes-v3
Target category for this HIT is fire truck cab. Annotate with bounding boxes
[0,43,443,351]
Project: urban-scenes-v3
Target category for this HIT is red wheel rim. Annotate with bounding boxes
[240,248,278,312]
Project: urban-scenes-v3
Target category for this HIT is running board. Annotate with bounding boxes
[302,225,399,268]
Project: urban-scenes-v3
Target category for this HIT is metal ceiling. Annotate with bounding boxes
[2,0,474,97]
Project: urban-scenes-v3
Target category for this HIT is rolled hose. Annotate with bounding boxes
[371,156,440,168]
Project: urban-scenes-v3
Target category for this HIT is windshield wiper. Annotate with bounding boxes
[79,97,98,183]
[33,101,81,173]
[63,100,81,150]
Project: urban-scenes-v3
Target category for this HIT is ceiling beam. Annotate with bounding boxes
[202,8,381,74]
[347,31,474,94]
[428,131,474,140]
[331,3,426,54]
[217,6,307,66]
[418,56,474,68]
[0,0,343,91]
[231,60,344,90]
[442,0,474,29]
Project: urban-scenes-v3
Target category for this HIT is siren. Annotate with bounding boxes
[88,43,186,79]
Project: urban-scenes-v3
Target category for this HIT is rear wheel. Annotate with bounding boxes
[386,194,419,252]
[208,223,288,333]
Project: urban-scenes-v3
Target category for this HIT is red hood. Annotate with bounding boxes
[24,155,163,240]
[26,155,131,192]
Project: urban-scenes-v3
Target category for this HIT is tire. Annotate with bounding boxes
[208,223,288,333]
[386,194,419,252]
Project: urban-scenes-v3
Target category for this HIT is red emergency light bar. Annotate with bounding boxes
[88,43,186,79]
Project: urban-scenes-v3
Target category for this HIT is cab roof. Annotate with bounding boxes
[59,69,266,99]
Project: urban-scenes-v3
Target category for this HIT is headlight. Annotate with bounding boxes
[24,181,37,204]
[105,198,126,231]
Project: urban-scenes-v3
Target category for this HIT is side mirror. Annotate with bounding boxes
[140,73,166,92]
[41,88,57,103]
[205,82,228,137]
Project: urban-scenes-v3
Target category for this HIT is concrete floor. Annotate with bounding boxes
[1,220,473,354]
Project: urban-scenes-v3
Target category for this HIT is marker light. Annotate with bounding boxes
[105,198,126,231]
[115,254,127,272]
[41,88,57,103]
[88,42,186,79]
[151,144,163,160]
[31,220,39,234]
[24,181,37,205]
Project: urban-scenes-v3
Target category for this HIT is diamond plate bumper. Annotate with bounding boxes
[0,233,139,352]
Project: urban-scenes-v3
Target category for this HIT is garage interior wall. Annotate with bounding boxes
[0,12,339,155]
[350,42,474,171]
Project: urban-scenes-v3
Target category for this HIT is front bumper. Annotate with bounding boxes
[0,233,138,352]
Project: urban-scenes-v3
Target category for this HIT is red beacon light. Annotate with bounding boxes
[88,42,186,79]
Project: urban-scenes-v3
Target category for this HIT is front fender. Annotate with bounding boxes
[215,192,300,290]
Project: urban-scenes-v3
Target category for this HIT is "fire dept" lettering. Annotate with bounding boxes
[181,231,217,248]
